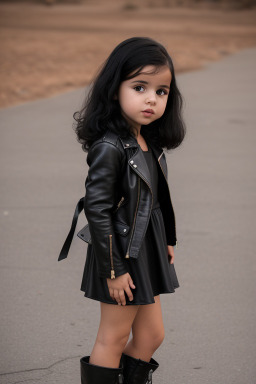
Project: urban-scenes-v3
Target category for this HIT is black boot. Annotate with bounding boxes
[80,356,124,384]
[121,353,159,384]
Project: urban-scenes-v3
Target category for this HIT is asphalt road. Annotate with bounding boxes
[0,48,256,384]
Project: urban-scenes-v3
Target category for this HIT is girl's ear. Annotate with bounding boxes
[113,93,118,100]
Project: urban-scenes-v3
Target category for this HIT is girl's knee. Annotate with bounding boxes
[96,330,130,352]
[132,329,164,352]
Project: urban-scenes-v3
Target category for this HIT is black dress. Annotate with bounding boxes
[81,145,179,305]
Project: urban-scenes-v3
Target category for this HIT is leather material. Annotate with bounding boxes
[80,206,179,305]
[77,224,91,244]
[121,353,159,384]
[59,130,177,280]
[80,356,124,384]
[77,220,130,243]
[84,131,177,278]
[58,197,85,261]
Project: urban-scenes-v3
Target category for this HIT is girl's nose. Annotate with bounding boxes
[145,91,156,105]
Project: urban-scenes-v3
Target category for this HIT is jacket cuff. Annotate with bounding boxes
[166,231,177,246]
[167,239,178,247]
[98,264,128,279]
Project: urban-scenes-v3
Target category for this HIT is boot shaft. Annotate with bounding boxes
[121,353,159,384]
[81,356,124,384]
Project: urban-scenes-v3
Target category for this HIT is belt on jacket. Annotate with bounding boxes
[58,197,84,261]
[58,199,162,262]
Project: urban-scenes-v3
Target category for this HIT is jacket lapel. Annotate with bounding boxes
[119,135,153,191]
[129,147,153,191]
[119,134,168,188]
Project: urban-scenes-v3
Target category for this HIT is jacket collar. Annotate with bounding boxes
[119,134,167,189]
[119,134,139,150]
[119,134,163,159]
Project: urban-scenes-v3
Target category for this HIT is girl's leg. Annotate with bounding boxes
[123,295,165,362]
[90,302,139,368]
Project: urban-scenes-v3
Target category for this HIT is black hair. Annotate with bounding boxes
[74,37,186,151]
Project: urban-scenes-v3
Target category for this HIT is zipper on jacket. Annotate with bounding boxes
[117,196,125,209]
[158,153,177,246]
[113,196,125,214]
[125,178,141,258]
[109,234,115,279]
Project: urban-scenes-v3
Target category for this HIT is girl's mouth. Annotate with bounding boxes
[142,109,154,117]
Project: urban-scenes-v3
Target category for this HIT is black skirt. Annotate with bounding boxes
[80,145,179,305]
[81,205,179,305]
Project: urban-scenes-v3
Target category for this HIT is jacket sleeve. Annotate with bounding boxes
[84,141,128,279]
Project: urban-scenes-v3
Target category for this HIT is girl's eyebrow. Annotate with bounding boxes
[131,80,170,89]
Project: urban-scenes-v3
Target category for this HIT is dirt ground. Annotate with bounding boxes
[0,0,256,108]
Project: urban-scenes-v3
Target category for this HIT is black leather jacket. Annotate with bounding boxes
[83,130,177,279]
[59,130,177,280]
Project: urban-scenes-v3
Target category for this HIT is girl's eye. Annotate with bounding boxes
[134,85,145,92]
[156,89,168,96]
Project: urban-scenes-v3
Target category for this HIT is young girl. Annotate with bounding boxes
[59,37,185,384]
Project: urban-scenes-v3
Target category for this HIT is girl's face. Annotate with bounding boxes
[118,65,171,132]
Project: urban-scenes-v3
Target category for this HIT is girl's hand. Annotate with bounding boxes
[167,245,175,264]
[107,272,135,306]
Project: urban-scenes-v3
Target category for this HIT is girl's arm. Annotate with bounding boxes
[84,141,128,280]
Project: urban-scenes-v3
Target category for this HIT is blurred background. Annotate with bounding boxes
[0,0,256,108]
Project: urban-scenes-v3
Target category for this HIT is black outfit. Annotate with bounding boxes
[122,353,159,384]
[81,131,177,280]
[80,356,124,384]
[81,145,179,305]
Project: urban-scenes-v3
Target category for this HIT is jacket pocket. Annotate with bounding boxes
[113,221,130,236]
[77,221,130,244]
